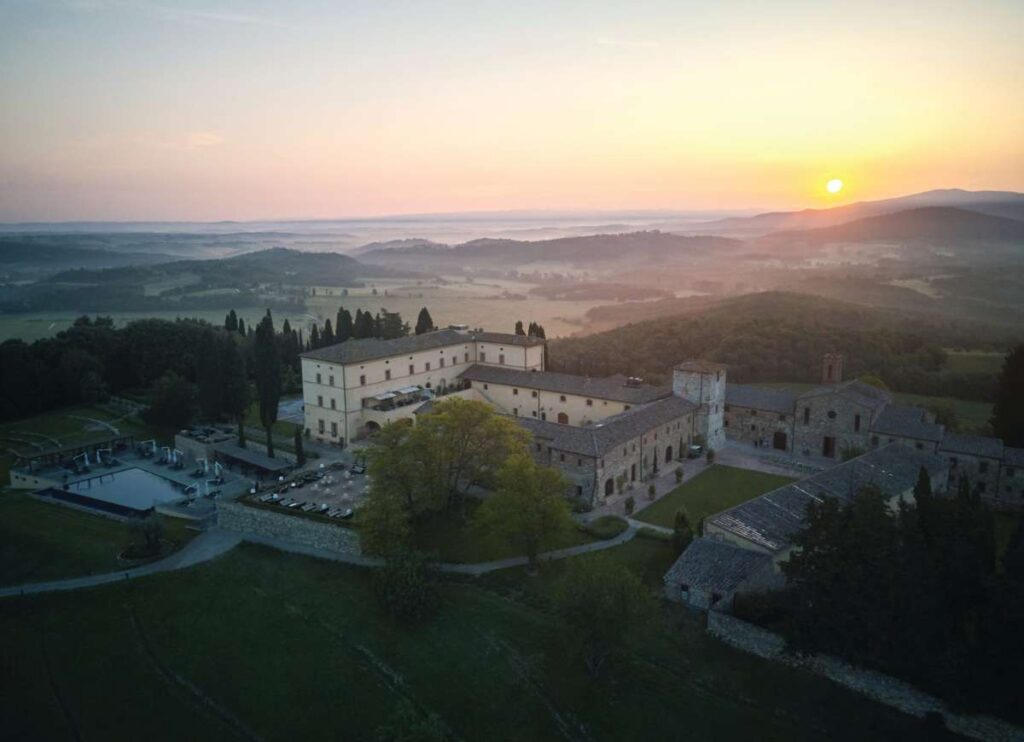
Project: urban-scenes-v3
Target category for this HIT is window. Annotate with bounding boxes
[513,388,519,395]
[409,364,415,374]
[499,354,505,364]
[532,411,537,417]
[513,408,518,416]
[531,391,537,398]
[871,435,879,447]
[950,457,959,468]
[316,373,322,384]
[425,362,431,371]
[577,458,582,466]
[779,414,787,422]
[535,443,541,452]
[751,410,757,417]
[915,442,923,450]
[725,405,731,412]
[978,482,987,494]
[716,371,721,382]
[317,395,323,406]
[560,395,566,402]
[329,375,335,386]
[803,407,810,424]
[330,422,338,436]
[624,405,631,411]
[480,352,486,362]
[751,424,756,432]
[359,375,366,386]
[560,453,565,462]
[979,461,989,474]
[318,419,325,433]
[483,384,489,390]
[586,399,593,407]
[330,398,336,409]
[1008,467,1017,478]
[464,353,469,363]
[440,358,445,368]
[385,369,391,381]
[854,414,861,432]
[827,410,837,419]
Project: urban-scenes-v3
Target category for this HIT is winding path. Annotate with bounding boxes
[1,523,644,599]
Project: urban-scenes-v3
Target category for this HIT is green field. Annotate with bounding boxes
[635,465,796,528]
[945,349,1006,376]
[0,492,197,586]
[412,500,596,563]
[0,542,955,741]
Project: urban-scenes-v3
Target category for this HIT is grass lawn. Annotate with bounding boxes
[635,465,796,528]
[892,393,992,434]
[0,492,197,586]
[0,542,957,741]
[412,499,596,563]
[944,349,1005,376]
[995,512,1021,572]
[243,401,300,437]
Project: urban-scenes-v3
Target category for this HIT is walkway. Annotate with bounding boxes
[1,522,644,598]
[0,529,241,599]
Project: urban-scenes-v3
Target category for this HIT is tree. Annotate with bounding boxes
[322,318,335,346]
[413,398,530,513]
[514,320,525,336]
[474,453,575,573]
[336,307,353,342]
[224,309,238,333]
[373,549,436,624]
[237,317,246,336]
[1004,517,1024,583]
[221,336,249,447]
[253,312,282,457]
[415,307,435,335]
[144,371,198,429]
[554,557,653,677]
[309,323,321,350]
[359,488,413,556]
[294,427,305,465]
[991,344,1024,446]
[130,513,165,557]
[672,508,693,554]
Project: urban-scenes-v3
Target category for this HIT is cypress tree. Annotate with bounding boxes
[253,313,281,458]
[322,318,335,346]
[991,345,1024,447]
[225,309,238,332]
[415,307,435,335]
[237,317,246,336]
[515,320,525,336]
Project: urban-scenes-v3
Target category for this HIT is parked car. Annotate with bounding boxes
[687,444,704,459]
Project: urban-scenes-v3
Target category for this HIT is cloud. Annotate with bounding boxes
[595,35,661,49]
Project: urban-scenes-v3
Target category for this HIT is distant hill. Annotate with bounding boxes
[686,189,1024,237]
[0,239,176,273]
[359,231,742,265]
[761,206,1024,246]
[547,291,1016,400]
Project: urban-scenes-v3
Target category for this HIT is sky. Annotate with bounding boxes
[1,0,1022,221]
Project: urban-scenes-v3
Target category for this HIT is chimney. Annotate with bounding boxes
[822,353,844,384]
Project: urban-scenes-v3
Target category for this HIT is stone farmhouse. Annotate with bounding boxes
[664,444,950,612]
[724,355,1023,509]
[301,326,726,505]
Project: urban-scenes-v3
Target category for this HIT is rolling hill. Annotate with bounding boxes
[686,189,1024,237]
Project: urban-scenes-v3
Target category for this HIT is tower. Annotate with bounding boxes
[673,360,727,451]
[822,353,844,384]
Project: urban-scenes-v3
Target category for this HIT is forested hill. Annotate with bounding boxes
[359,231,741,264]
[547,292,1017,400]
[761,206,1024,246]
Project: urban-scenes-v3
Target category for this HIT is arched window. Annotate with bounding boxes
[604,478,614,497]
[557,412,569,424]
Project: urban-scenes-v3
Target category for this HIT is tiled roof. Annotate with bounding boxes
[663,537,773,594]
[675,360,727,374]
[725,384,796,415]
[1003,447,1024,467]
[459,364,670,405]
[301,328,543,365]
[939,433,1004,459]
[706,444,947,553]
[514,395,697,457]
[871,405,945,442]
[797,379,892,410]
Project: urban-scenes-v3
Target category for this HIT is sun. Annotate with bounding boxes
[826,178,843,194]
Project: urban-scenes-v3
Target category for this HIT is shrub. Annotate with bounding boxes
[571,496,593,514]
[623,495,635,515]
[675,467,684,484]
[647,484,656,501]
[672,508,693,554]
[636,527,672,542]
[373,549,437,624]
[583,516,628,540]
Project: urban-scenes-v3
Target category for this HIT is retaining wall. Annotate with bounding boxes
[217,502,361,556]
[706,612,1021,742]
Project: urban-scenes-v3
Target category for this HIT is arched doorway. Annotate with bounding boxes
[604,478,614,497]
[365,421,381,437]
[557,412,569,424]
[773,431,787,450]
[665,446,673,463]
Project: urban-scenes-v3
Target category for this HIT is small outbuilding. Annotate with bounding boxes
[663,536,777,612]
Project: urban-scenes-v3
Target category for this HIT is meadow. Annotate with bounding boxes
[0,542,955,741]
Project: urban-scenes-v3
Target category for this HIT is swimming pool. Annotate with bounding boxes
[62,467,187,514]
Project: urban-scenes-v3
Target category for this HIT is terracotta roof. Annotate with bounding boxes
[459,364,669,405]
[301,328,543,365]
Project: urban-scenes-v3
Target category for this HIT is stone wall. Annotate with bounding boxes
[706,612,1021,741]
[724,405,794,451]
[218,501,361,555]
[793,392,874,460]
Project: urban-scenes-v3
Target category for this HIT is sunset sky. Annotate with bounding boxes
[1,0,1022,221]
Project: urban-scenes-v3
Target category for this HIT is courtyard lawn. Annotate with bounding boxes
[412,499,596,563]
[634,465,796,529]
[0,492,197,587]
[0,543,957,741]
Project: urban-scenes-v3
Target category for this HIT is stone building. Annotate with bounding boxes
[673,360,727,451]
[723,385,796,451]
[939,433,1005,502]
[792,380,891,459]
[663,536,777,611]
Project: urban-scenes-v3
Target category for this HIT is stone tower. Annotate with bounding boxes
[822,353,844,384]
[673,360,727,451]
